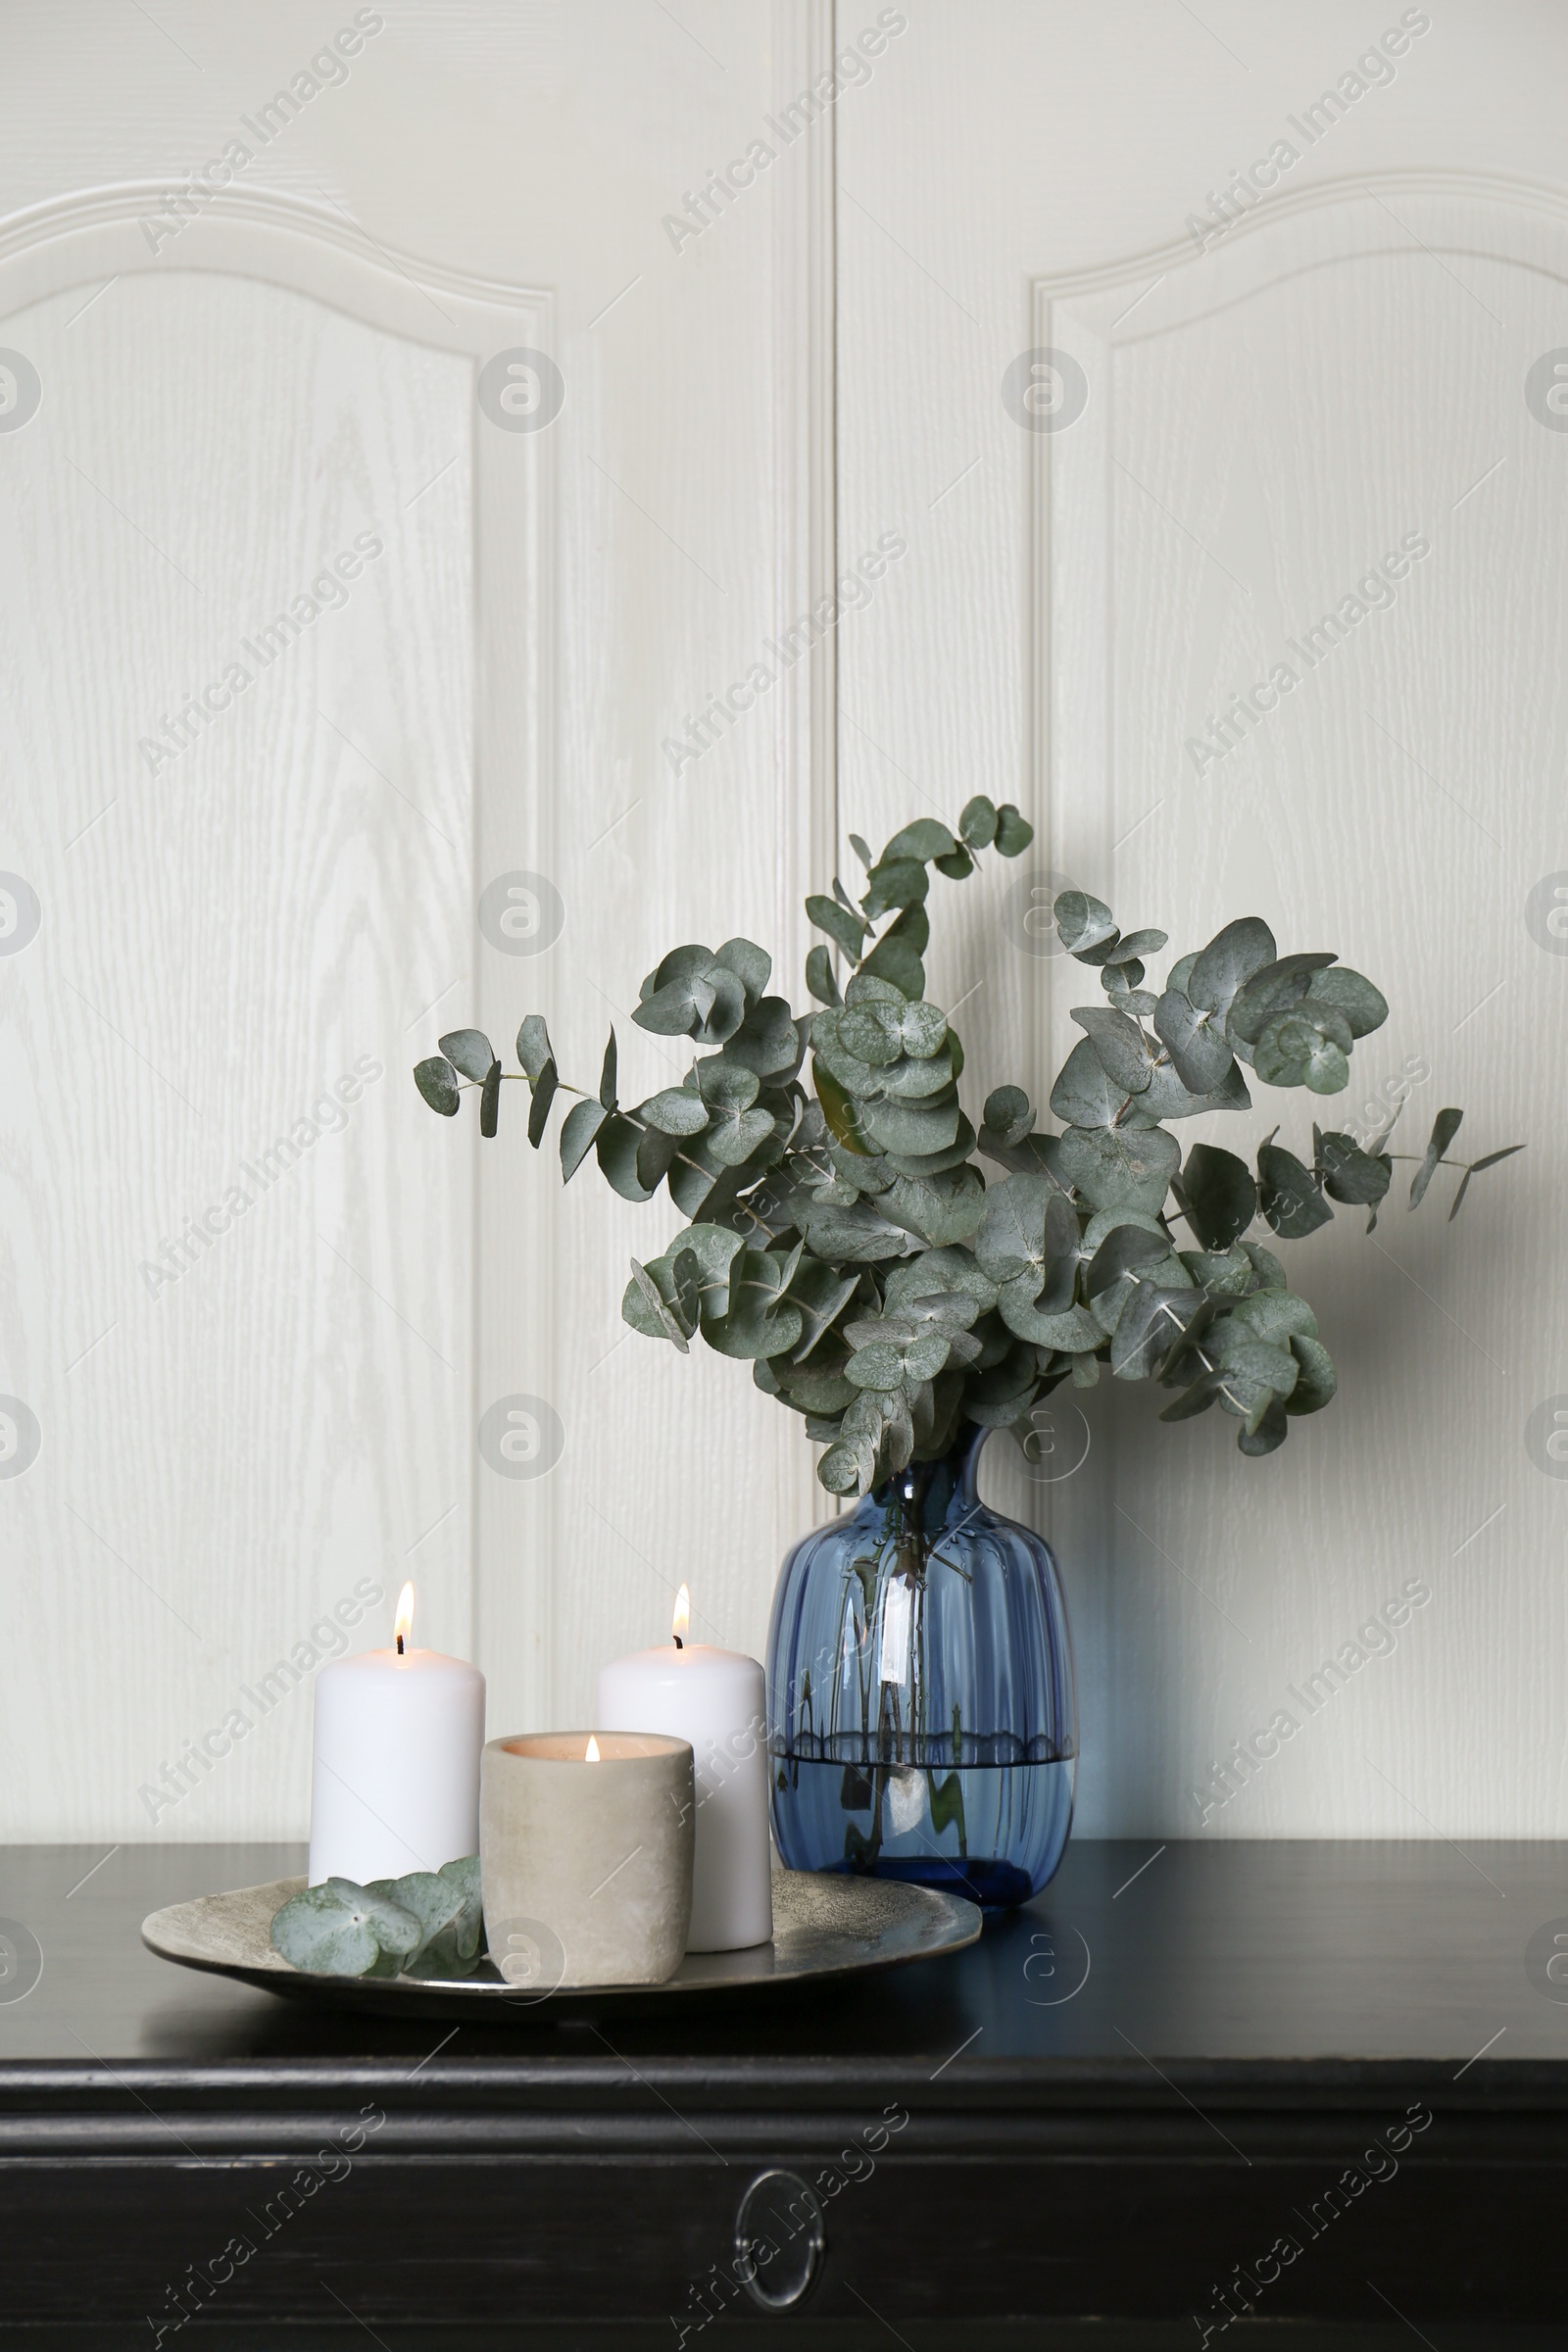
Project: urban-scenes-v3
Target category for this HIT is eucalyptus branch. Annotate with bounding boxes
[413,797,1520,1490]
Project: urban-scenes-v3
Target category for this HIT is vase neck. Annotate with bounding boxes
[868,1421,987,1532]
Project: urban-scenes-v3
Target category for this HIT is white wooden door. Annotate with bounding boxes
[0,0,835,1839]
[837,1,1567,1838]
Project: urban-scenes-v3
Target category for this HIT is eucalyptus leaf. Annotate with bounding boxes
[958,795,998,848]
[435,1029,489,1088]
[526,1057,559,1148]
[560,1098,609,1182]
[1171,1142,1256,1250]
[1187,918,1276,1017]
[1055,1124,1180,1217]
[806,894,868,962]
[1071,1005,1156,1094]
[515,1015,552,1081]
[806,946,840,1005]
[415,1056,460,1116]
[1054,890,1117,956]
[1410,1108,1462,1209]
[1256,1143,1332,1239]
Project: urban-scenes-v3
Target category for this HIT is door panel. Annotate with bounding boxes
[838,3,1565,1836]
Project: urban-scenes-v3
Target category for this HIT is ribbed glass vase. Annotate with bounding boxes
[765,1423,1076,1910]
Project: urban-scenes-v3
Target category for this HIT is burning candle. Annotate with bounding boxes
[597,1586,772,1953]
[307,1583,485,1886]
[480,1728,695,1989]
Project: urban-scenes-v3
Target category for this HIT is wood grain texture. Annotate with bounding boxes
[0,2,835,1835]
[837,4,1568,1838]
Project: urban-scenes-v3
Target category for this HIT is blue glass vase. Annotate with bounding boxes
[765,1423,1076,1910]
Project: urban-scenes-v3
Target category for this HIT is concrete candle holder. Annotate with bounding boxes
[479,1731,695,1990]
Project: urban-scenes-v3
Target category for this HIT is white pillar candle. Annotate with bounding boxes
[597,1586,772,1953]
[308,1583,485,1886]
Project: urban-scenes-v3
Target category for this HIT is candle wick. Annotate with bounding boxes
[673,1635,683,1651]
[396,1634,405,1655]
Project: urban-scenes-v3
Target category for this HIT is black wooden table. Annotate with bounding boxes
[2,1838,1567,2347]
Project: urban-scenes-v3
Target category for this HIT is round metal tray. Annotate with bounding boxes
[141,1869,981,2015]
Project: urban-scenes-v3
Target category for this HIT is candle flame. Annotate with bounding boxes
[672,1584,690,1646]
[394,1582,415,1654]
[585,1735,601,1762]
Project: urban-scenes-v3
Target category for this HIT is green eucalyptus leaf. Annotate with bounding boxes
[884,1247,999,1316]
[691,964,748,1045]
[597,1030,618,1109]
[708,1104,777,1167]
[1054,890,1117,956]
[839,1004,902,1065]
[1409,1108,1463,1208]
[1115,928,1168,958]
[1171,1142,1256,1250]
[635,947,717,1036]
[859,905,928,998]
[982,1086,1033,1149]
[1238,1399,1290,1455]
[786,1259,861,1362]
[597,1113,657,1201]
[1152,990,1235,1094]
[1139,1055,1250,1123]
[697,1059,760,1112]
[1316,1131,1391,1205]
[795,1195,912,1264]
[1110,1282,1210,1381]
[973,1171,1078,1301]
[515,1015,552,1081]
[271,1880,422,1979]
[726,995,804,1079]
[1229,1289,1318,1346]
[713,937,771,1002]
[958,795,999,848]
[641,1088,710,1138]
[1049,1038,1128,1130]
[1285,1333,1337,1413]
[627,1257,692,1351]
[860,858,930,917]
[934,847,974,879]
[806,945,841,1005]
[806,894,868,962]
[439,1029,494,1085]
[1071,1005,1156,1095]
[635,1122,683,1193]
[882,819,956,862]
[846,1341,905,1391]
[1187,918,1277,1018]
[858,1085,960,1158]
[1446,1141,1525,1219]
[1239,1238,1287,1290]
[1304,965,1387,1037]
[994,804,1034,856]
[560,1098,609,1181]
[1085,1224,1169,1301]
[1227,952,1338,1046]
[527,1057,559,1147]
[479,1059,502,1138]
[415,1056,460,1116]
[882,1164,986,1248]
[1055,1123,1180,1216]
[1256,1143,1332,1239]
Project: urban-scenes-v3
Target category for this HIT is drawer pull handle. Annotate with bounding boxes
[734,2169,825,2312]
